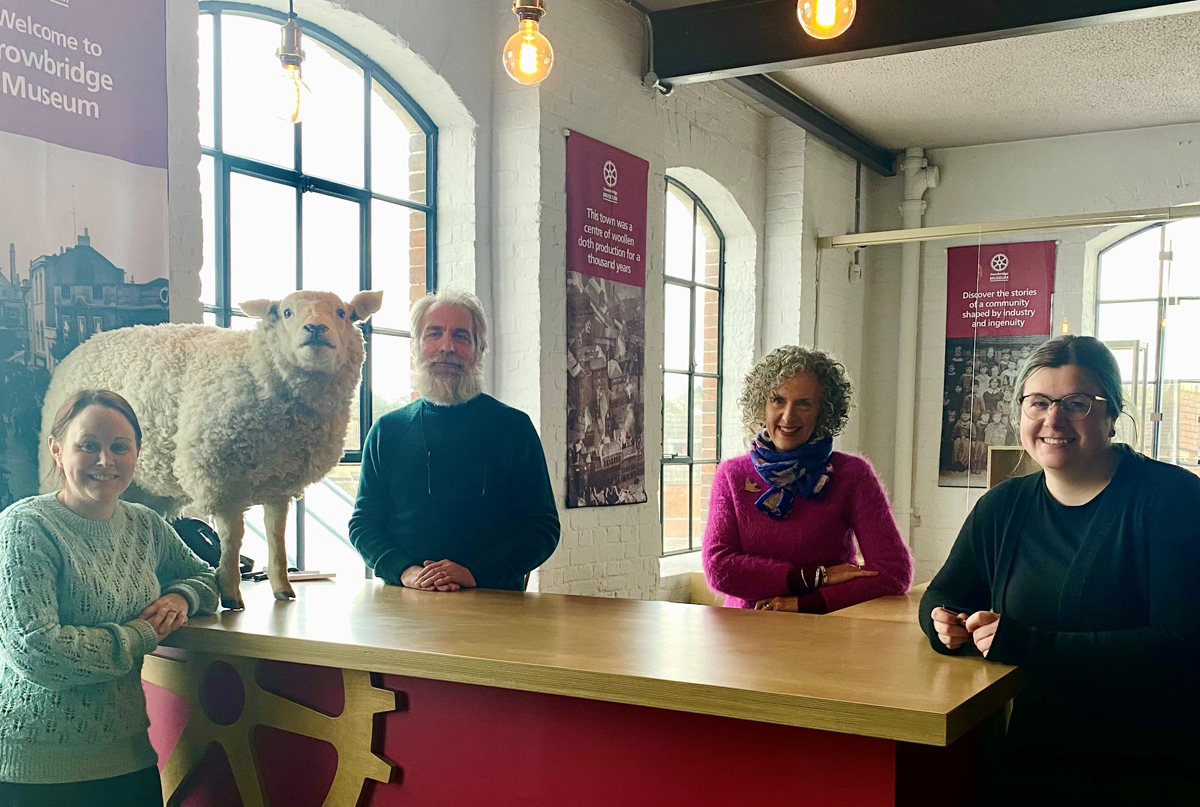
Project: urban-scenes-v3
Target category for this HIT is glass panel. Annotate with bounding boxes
[301,192,360,301]
[691,463,716,551]
[300,40,365,187]
[1098,300,1159,453]
[692,376,718,460]
[663,372,689,457]
[199,155,216,306]
[370,200,426,333]
[243,502,298,570]
[1161,300,1200,468]
[694,287,719,374]
[1165,218,1200,298]
[203,311,217,326]
[343,383,361,453]
[302,469,369,579]
[230,314,257,331]
[661,465,689,554]
[371,80,425,202]
[221,14,294,169]
[694,209,720,286]
[663,283,690,371]
[1098,227,1161,301]
[371,333,414,422]
[1097,301,1159,382]
[664,184,693,280]
[198,13,214,148]
[229,173,296,306]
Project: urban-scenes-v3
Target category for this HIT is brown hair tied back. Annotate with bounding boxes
[1011,335,1125,423]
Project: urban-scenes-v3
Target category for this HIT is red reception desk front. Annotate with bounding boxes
[142,579,1021,807]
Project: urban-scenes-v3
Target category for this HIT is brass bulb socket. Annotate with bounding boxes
[512,0,546,23]
[277,17,305,69]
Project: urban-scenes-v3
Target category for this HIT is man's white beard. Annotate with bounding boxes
[415,355,483,406]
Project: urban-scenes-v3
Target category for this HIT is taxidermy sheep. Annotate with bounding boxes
[40,289,383,609]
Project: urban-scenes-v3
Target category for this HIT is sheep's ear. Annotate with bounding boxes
[240,299,276,320]
[348,290,383,323]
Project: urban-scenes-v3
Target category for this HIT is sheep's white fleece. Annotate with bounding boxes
[39,317,361,517]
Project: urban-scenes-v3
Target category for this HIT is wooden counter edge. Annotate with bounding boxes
[163,628,1023,747]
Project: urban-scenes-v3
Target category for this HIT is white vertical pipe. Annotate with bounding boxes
[892,147,938,542]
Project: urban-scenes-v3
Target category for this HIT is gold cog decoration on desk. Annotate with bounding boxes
[142,650,397,807]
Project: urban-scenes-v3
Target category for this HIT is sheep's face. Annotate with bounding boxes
[242,290,383,374]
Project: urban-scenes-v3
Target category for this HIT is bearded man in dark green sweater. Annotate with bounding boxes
[349,290,559,591]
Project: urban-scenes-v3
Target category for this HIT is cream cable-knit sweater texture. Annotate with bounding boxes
[0,494,219,784]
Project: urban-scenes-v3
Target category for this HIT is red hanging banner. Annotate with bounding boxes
[566,131,648,288]
[939,241,1056,488]
[565,132,649,507]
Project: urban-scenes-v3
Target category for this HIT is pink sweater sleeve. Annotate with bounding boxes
[702,461,791,602]
[819,457,914,613]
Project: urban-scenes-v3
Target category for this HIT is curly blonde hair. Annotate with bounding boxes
[738,346,853,439]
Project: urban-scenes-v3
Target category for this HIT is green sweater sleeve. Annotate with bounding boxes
[0,514,157,691]
[149,512,220,617]
[465,413,561,589]
[349,419,420,584]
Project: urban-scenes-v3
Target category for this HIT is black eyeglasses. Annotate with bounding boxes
[1018,393,1107,421]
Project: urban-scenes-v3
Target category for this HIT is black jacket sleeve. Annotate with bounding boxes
[987,467,1200,679]
[348,420,420,585]
[919,489,1005,656]
[465,414,561,589]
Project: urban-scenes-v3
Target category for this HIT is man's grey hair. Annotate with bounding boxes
[409,288,489,362]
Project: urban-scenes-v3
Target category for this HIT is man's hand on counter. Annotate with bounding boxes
[401,560,477,592]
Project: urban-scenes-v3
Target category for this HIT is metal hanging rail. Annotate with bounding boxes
[816,202,1200,249]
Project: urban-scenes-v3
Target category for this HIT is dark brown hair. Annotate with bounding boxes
[49,389,143,449]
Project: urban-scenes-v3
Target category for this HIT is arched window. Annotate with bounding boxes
[661,178,724,555]
[198,3,437,575]
[1096,219,1199,471]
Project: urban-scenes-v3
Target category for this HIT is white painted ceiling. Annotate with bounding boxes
[769,12,1200,149]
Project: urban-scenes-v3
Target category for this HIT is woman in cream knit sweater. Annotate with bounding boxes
[0,390,218,807]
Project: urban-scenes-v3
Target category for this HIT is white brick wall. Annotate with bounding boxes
[761,117,806,352]
[488,0,773,599]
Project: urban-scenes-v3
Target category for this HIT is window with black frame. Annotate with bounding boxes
[1095,219,1200,473]
[198,3,437,577]
[661,178,724,555]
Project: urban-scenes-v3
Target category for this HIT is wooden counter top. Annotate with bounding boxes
[826,582,929,623]
[167,579,1022,747]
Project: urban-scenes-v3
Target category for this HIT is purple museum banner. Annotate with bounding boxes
[0,0,168,168]
[0,0,170,506]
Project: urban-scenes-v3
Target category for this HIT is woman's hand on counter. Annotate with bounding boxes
[965,611,1001,657]
[754,596,798,612]
[139,593,190,641]
[824,563,878,587]
[930,607,972,651]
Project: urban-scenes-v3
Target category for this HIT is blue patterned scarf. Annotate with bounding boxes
[749,433,834,520]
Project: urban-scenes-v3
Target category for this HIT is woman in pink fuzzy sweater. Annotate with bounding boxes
[703,346,913,613]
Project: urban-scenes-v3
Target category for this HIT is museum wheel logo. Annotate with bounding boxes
[601,160,619,203]
[989,252,1010,282]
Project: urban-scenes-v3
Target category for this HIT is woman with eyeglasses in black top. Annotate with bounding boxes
[920,335,1198,805]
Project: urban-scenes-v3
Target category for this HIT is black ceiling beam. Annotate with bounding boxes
[731,75,895,176]
[651,0,1198,83]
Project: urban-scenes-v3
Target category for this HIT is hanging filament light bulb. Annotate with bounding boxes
[275,0,312,123]
[797,0,856,40]
[503,1,554,86]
